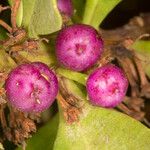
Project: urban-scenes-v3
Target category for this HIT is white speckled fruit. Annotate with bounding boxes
[86,64,128,108]
[56,24,104,71]
[5,62,58,112]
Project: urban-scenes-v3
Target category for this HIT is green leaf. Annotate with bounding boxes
[0,50,16,71]
[72,0,86,23]
[17,114,59,150]
[21,0,36,29]
[54,79,150,150]
[0,49,16,87]
[54,103,150,150]
[62,78,87,100]
[82,0,122,29]
[132,40,150,77]
[132,40,150,53]
[18,42,56,65]
[0,26,8,40]
[9,0,62,38]
[56,68,88,85]
[22,0,62,38]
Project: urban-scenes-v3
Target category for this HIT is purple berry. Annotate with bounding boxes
[56,24,104,71]
[86,64,128,108]
[5,62,58,112]
[57,0,73,17]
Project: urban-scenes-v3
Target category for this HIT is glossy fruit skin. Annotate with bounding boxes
[86,64,128,108]
[5,62,58,113]
[56,24,104,71]
[57,0,73,17]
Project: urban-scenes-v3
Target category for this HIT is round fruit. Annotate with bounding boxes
[56,24,104,71]
[5,62,58,112]
[57,0,73,17]
[86,64,128,108]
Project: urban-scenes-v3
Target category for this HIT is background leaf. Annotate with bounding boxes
[0,27,8,40]
[132,40,150,77]
[132,40,150,53]
[24,0,62,38]
[82,0,122,29]
[21,0,36,29]
[10,0,62,38]
[72,0,86,23]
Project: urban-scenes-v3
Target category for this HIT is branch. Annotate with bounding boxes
[11,0,21,32]
[0,19,12,33]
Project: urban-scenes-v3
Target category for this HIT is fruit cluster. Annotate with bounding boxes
[5,23,128,112]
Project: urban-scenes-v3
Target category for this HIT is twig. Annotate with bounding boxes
[22,141,27,150]
[117,102,145,121]
[117,103,132,115]
[133,55,149,86]
[11,0,21,32]
[0,105,7,129]
[0,19,12,33]
[0,5,10,13]
[117,56,139,97]
[135,33,150,41]
[125,57,139,82]
[143,118,150,127]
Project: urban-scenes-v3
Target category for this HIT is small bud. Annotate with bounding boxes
[57,0,73,17]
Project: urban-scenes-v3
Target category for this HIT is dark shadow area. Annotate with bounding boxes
[101,0,150,29]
